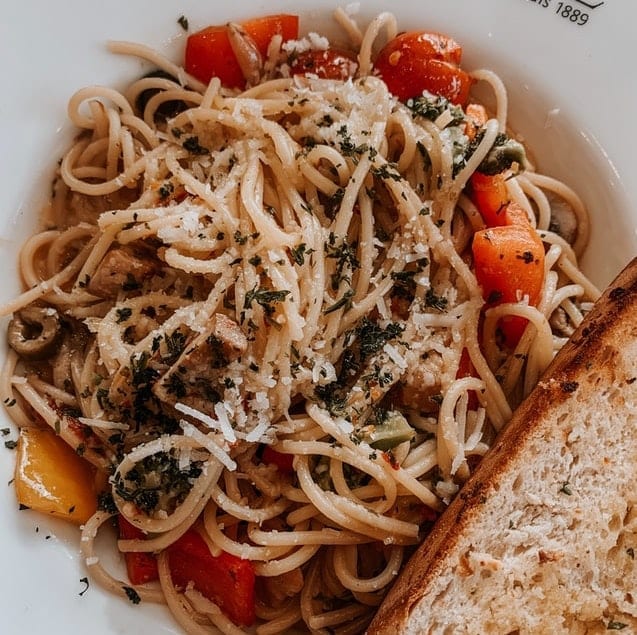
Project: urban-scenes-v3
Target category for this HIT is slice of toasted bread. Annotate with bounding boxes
[368,258,637,634]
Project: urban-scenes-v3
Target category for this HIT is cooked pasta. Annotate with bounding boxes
[1,9,599,634]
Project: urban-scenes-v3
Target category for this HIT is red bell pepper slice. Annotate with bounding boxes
[167,529,256,627]
[117,515,159,585]
[262,445,294,474]
[185,14,299,88]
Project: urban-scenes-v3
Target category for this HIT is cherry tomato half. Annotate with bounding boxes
[185,14,299,88]
[289,48,358,80]
[374,31,473,104]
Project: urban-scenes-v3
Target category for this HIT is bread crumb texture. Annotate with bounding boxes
[405,344,637,634]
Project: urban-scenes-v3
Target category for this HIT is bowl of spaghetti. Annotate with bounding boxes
[1,1,636,634]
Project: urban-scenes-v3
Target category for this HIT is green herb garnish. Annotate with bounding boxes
[116,307,133,324]
[123,586,141,605]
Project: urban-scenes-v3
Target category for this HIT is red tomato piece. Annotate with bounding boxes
[374,31,472,104]
[185,25,244,88]
[502,202,533,227]
[470,171,510,227]
[465,103,488,125]
[118,516,159,586]
[289,48,358,80]
[242,14,299,56]
[383,31,463,65]
[472,217,545,347]
[262,445,295,474]
[420,504,439,523]
[185,14,299,88]
[167,529,256,627]
[464,103,488,141]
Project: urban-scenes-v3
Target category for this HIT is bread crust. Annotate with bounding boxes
[368,257,637,634]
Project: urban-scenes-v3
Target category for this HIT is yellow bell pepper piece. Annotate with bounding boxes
[14,427,97,525]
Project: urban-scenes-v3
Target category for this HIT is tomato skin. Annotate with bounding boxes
[242,14,299,56]
[464,103,488,141]
[381,31,463,65]
[501,203,533,227]
[185,14,299,88]
[470,171,510,227]
[262,445,295,474]
[472,215,545,347]
[473,215,545,302]
[374,31,472,104]
[185,25,243,88]
[470,173,533,230]
[420,504,439,523]
[118,516,159,586]
[289,48,358,80]
[167,529,256,627]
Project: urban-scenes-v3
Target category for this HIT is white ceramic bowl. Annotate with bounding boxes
[1,1,635,632]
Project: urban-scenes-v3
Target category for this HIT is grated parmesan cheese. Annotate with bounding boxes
[434,109,455,130]
[175,402,218,430]
[213,401,237,443]
[261,375,277,389]
[283,32,329,55]
[245,414,270,443]
[178,445,192,471]
[312,359,337,384]
[383,343,408,370]
[179,421,236,471]
[84,317,101,334]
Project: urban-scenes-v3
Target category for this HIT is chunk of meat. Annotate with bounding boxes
[173,313,248,371]
[67,189,139,225]
[88,248,157,298]
[546,190,578,244]
[208,313,249,363]
[398,350,444,413]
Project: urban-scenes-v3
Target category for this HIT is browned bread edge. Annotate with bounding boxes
[367,256,637,633]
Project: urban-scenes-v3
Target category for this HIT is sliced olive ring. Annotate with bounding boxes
[7,306,64,361]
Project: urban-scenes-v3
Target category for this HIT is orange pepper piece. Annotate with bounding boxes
[472,208,545,347]
[14,428,97,525]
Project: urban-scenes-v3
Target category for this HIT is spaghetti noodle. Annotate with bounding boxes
[1,9,598,634]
